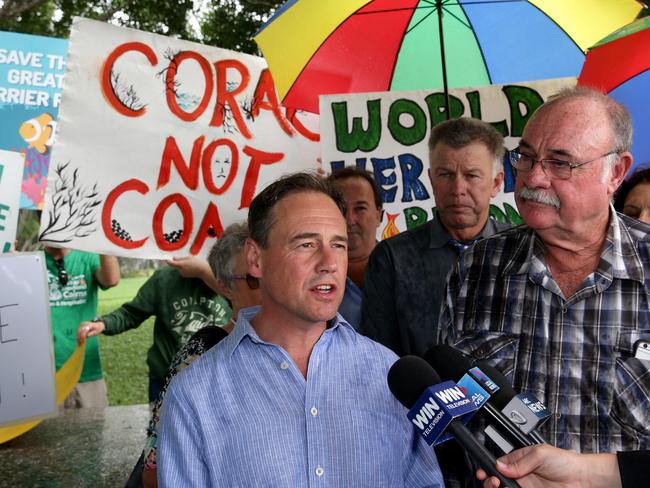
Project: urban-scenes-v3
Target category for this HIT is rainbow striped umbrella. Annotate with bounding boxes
[255,0,643,114]
[579,16,650,173]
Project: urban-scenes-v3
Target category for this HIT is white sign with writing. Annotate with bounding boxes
[0,150,24,253]
[0,252,56,427]
[39,18,319,258]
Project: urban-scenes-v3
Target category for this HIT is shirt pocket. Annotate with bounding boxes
[609,329,650,436]
[453,331,520,379]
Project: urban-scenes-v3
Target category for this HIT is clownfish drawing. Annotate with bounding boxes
[19,112,57,154]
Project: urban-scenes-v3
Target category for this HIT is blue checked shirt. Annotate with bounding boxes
[439,209,650,453]
[159,306,444,487]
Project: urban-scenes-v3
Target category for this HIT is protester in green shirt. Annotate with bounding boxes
[45,247,120,408]
[78,256,231,404]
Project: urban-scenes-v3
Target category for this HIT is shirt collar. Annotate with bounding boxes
[223,306,355,357]
[429,215,498,249]
[502,206,645,284]
[603,205,645,283]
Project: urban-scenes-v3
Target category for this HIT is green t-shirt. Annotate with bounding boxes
[102,266,231,380]
[46,250,103,382]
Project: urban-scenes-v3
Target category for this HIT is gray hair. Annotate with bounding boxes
[208,222,249,291]
[428,117,505,177]
[536,86,632,182]
[541,86,632,154]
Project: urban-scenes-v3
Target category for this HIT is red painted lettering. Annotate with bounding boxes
[286,108,320,142]
[101,42,158,117]
[157,135,204,190]
[189,202,224,255]
[210,59,252,139]
[152,194,193,251]
[240,145,284,209]
[252,69,294,136]
[102,179,149,248]
[165,51,214,122]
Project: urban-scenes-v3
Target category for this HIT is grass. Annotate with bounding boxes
[98,275,154,406]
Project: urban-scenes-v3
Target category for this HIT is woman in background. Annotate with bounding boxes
[138,222,260,488]
[615,167,650,224]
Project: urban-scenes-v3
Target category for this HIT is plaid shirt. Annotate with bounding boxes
[439,208,650,453]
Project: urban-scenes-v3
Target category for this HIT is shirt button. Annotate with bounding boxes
[280,361,289,370]
[315,466,324,477]
[310,407,318,417]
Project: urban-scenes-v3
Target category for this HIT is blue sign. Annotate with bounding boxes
[407,380,479,446]
[0,30,68,209]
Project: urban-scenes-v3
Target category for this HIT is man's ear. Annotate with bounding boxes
[491,171,505,198]
[215,279,233,301]
[608,152,633,196]
[245,238,263,279]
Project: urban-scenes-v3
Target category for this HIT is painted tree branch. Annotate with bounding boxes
[39,162,102,243]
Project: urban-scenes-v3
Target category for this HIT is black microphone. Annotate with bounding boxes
[388,355,522,488]
[423,345,544,452]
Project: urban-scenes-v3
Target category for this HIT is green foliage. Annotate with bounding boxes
[0,0,282,51]
[98,275,152,406]
[200,0,283,55]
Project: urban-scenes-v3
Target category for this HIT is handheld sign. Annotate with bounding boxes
[0,252,56,427]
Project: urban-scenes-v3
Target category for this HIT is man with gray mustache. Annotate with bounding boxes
[439,87,650,455]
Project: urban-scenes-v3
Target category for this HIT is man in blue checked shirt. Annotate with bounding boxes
[440,87,650,455]
[158,173,444,487]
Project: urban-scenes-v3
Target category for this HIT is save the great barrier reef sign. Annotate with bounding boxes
[0,31,68,210]
[39,17,319,258]
[319,78,575,237]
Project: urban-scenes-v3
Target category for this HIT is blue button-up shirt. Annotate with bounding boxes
[339,276,363,330]
[159,306,444,487]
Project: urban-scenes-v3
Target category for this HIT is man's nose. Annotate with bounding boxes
[317,246,339,274]
[451,176,467,195]
[520,158,551,188]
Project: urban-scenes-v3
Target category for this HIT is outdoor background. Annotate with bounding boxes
[4,0,650,405]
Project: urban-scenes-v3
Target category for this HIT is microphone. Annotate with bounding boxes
[475,361,549,444]
[388,355,522,488]
[424,345,545,452]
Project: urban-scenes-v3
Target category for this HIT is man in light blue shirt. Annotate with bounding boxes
[159,173,444,487]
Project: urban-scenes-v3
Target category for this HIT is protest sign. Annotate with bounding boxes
[0,150,24,252]
[0,252,56,427]
[319,78,575,237]
[0,31,68,209]
[39,18,319,258]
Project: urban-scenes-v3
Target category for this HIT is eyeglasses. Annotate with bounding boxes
[509,148,618,180]
[54,258,69,287]
[225,273,260,290]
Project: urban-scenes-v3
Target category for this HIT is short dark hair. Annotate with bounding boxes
[428,117,505,174]
[248,172,345,248]
[614,166,650,213]
[328,167,383,210]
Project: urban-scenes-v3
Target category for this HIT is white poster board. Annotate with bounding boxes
[319,78,575,237]
[0,252,56,426]
[0,150,24,253]
[39,18,320,258]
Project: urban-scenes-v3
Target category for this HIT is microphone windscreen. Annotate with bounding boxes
[387,355,441,409]
[474,361,517,409]
[422,345,472,382]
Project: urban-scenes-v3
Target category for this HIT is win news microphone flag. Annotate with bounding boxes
[424,345,548,453]
[387,355,522,488]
